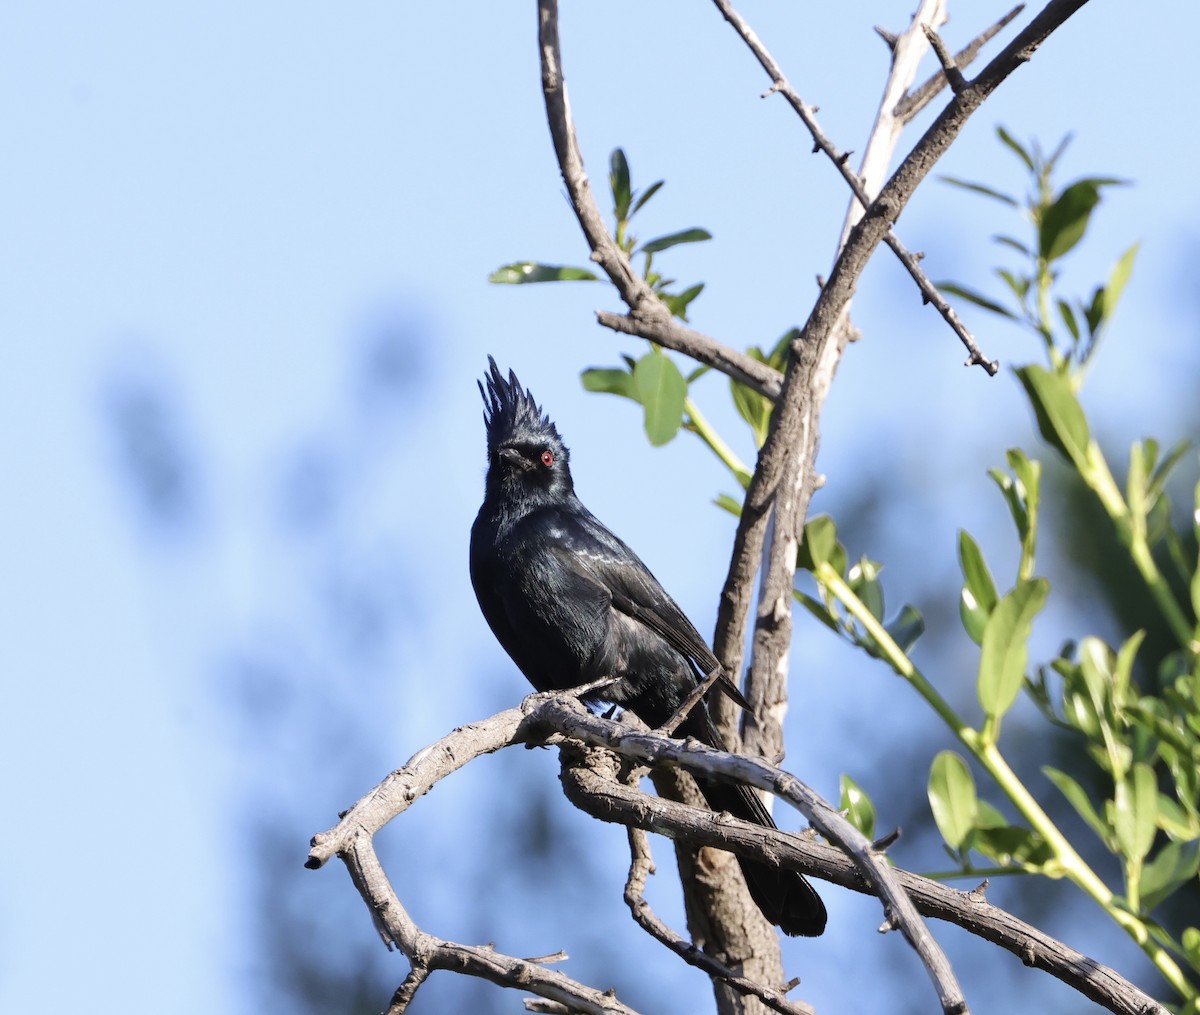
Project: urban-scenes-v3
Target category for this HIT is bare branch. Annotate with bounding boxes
[622,804,817,1015]
[710,0,999,377]
[559,750,1168,1015]
[923,24,967,93]
[540,700,969,1015]
[536,0,783,397]
[897,6,1026,122]
[596,309,782,401]
[309,691,1165,1015]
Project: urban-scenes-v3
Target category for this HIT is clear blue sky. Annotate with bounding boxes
[2,3,1197,1012]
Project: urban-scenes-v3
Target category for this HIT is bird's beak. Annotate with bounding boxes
[497,446,526,468]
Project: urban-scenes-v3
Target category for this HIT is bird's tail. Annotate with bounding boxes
[696,776,827,937]
[678,710,826,937]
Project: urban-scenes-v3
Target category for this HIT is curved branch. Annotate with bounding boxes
[559,749,1168,1015]
[309,692,1166,1015]
[537,0,785,400]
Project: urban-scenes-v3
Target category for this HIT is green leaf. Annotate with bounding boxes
[1114,762,1158,864]
[958,530,998,645]
[1057,299,1080,343]
[997,269,1031,302]
[1015,364,1091,468]
[978,578,1050,720]
[638,228,713,255]
[1038,179,1124,263]
[794,589,840,634]
[1044,766,1113,847]
[632,351,686,446]
[1183,926,1200,975]
[661,282,705,322]
[972,824,1053,868]
[489,262,600,284]
[630,179,664,217]
[997,126,1034,171]
[885,604,925,653]
[928,751,978,851]
[1141,840,1200,911]
[938,283,1015,320]
[940,175,1019,206]
[713,492,742,517]
[849,557,884,621]
[581,367,637,400]
[730,378,770,448]
[839,774,877,838]
[994,235,1031,257]
[800,515,840,572]
[1102,242,1139,322]
[610,148,632,221]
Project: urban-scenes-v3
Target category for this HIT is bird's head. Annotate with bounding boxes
[479,356,573,501]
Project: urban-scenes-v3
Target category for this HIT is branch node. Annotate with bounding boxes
[874,25,899,50]
[922,24,967,93]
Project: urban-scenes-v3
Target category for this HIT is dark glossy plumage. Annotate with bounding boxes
[469,357,826,937]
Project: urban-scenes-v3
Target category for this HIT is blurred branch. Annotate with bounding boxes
[309,690,1165,1015]
[895,5,1026,121]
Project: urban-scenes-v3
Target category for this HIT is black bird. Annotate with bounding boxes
[469,357,826,937]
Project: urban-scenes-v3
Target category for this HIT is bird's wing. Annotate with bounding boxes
[550,503,751,711]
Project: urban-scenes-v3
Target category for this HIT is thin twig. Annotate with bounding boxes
[711,0,998,375]
[923,24,967,92]
[896,5,1026,122]
[622,787,816,1015]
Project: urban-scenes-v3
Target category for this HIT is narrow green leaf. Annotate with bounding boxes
[1141,840,1200,911]
[661,282,705,321]
[489,262,599,284]
[997,126,1035,171]
[1044,766,1113,847]
[997,268,1031,302]
[610,148,632,220]
[978,578,1050,719]
[928,751,978,851]
[638,228,713,255]
[994,235,1032,257]
[581,367,637,400]
[730,378,770,447]
[793,589,840,633]
[630,179,664,217]
[839,774,877,838]
[1102,242,1139,322]
[959,531,999,611]
[713,492,742,518]
[632,351,686,446]
[1015,364,1091,468]
[940,175,1019,206]
[1058,299,1081,343]
[938,282,1016,319]
[1114,763,1159,864]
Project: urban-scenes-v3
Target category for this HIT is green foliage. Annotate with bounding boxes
[939,129,1136,374]
[491,146,711,321]
[839,773,877,839]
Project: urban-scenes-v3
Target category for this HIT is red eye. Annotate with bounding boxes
[540,450,554,467]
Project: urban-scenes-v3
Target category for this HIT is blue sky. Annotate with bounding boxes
[2,3,1197,1013]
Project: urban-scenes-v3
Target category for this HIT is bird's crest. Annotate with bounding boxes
[479,356,564,455]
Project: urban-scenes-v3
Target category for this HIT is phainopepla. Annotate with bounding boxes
[469,357,826,937]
